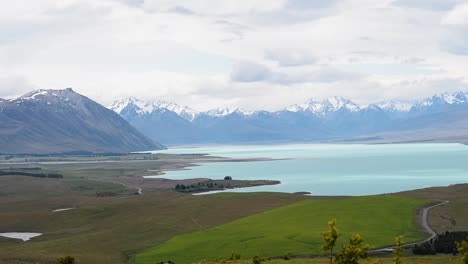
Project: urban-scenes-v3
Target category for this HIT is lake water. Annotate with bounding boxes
[147,144,468,196]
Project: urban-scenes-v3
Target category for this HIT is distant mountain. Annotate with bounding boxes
[109,91,468,144]
[409,92,468,117]
[376,100,413,119]
[110,97,198,121]
[0,88,164,154]
[109,95,386,144]
[286,96,360,117]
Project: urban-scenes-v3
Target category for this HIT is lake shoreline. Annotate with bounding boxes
[150,143,468,196]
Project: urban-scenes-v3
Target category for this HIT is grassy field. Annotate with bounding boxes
[198,255,461,264]
[0,189,303,263]
[136,196,429,264]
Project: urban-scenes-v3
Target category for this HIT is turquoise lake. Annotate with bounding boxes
[148,144,468,195]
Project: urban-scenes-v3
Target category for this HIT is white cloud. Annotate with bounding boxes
[0,0,467,110]
[443,3,468,25]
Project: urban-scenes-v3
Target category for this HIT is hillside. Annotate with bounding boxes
[0,88,164,154]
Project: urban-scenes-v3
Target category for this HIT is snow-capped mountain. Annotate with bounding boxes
[205,107,236,117]
[110,97,198,121]
[377,100,413,112]
[109,91,468,145]
[204,107,254,117]
[375,100,413,119]
[12,88,77,105]
[411,92,468,114]
[286,96,360,116]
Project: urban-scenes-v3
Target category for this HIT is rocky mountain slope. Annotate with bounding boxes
[0,88,164,154]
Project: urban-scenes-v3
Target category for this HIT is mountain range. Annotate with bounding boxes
[0,88,164,154]
[110,92,468,144]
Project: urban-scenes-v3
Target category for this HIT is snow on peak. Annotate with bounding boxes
[21,89,50,100]
[324,96,360,112]
[286,96,360,116]
[206,107,236,117]
[109,98,199,121]
[435,92,468,104]
[377,100,413,112]
[413,91,468,109]
[109,97,140,114]
[14,88,77,103]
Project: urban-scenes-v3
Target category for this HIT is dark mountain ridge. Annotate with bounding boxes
[0,88,164,154]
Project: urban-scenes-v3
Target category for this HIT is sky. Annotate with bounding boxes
[0,0,468,111]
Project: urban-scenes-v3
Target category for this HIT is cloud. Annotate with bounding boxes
[230,61,273,82]
[0,0,467,110]
[168,6,195,15]
[440,25,468,55]
[0,75,37,98]
[443,3,468,25]
[286,0,337,10]
[391,0,462,11]
[265,49,317,67]
[230,61,362,84]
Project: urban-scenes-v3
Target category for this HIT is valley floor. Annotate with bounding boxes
[0,154,466,264]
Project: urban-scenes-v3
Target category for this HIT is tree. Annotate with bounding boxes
[322,219,340,264]
[335,234,369,264]
[394,236,403,264]
[56,256,75,264]
[456,240,468,264]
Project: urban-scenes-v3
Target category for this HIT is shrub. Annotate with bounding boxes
[335,234,369,264]
[412,241,435,255]
[56,256,75,264]
[227,253,240,260]
[251,256,265,264]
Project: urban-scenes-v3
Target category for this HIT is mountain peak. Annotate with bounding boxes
[412,91,468,110]
[109,97,198,121]
[286,96,360,116]
[0,88,163,154]
[324,96,359,112]
[377,100,413,112]
[12,88,82,106]
[206,107,236,117]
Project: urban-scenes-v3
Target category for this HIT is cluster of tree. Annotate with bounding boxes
[413,231,468,255]
[175,181,229,193]
[0,170,63,178]
[95,191,119,197]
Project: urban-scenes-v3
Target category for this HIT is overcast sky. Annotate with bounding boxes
[1,0,468,110]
